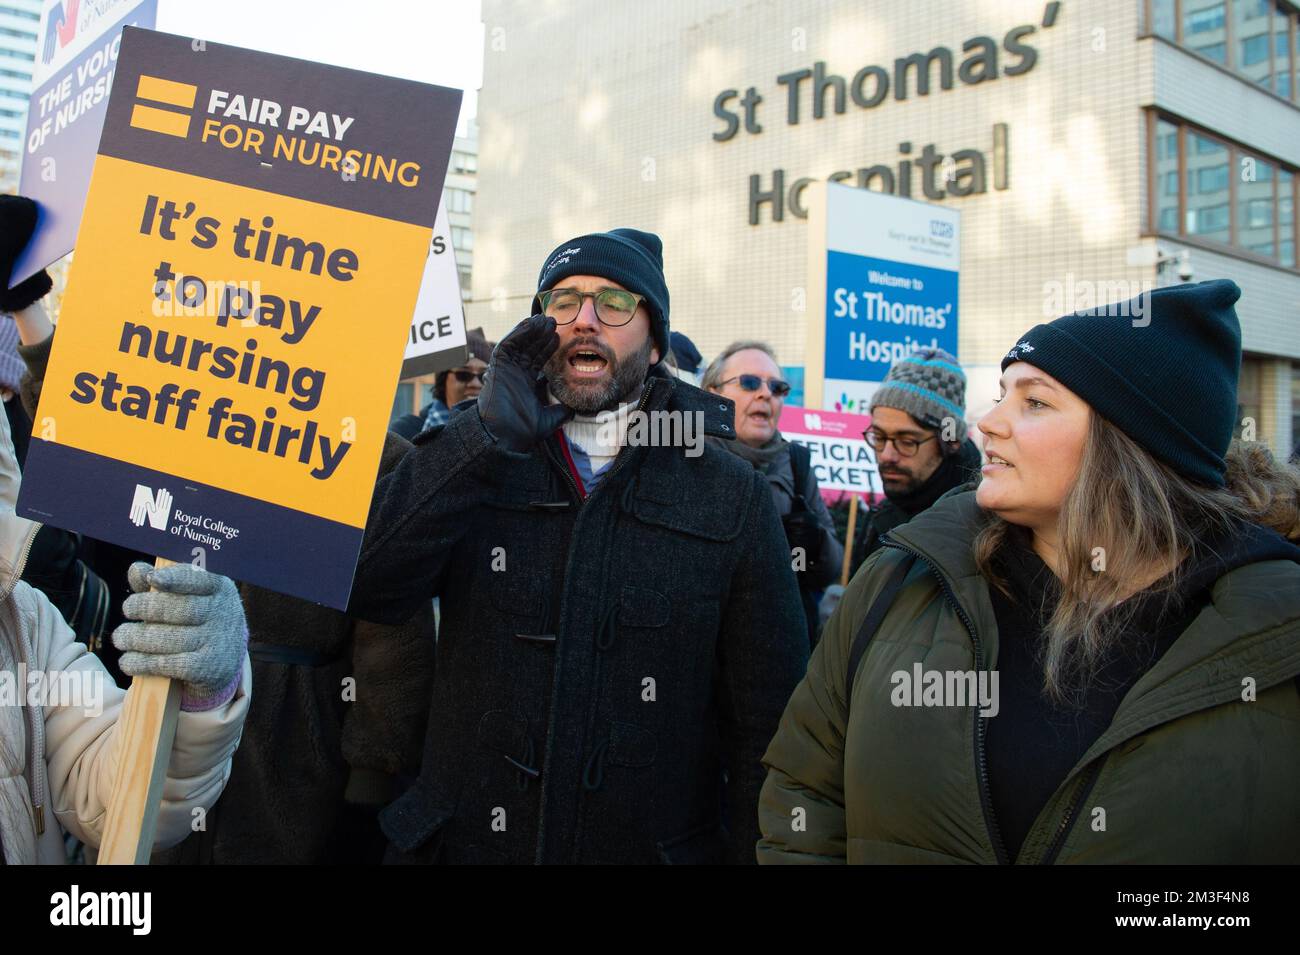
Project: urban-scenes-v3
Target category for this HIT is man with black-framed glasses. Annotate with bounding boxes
[348,228,807,865]
[850,347,982,574]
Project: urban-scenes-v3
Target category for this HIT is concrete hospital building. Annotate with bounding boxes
[469,0,1300,456]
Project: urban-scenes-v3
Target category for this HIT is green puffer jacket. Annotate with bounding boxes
[758,489,1300,864]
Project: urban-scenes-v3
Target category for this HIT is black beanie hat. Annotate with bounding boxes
[1002,278,1242,487]
[533,228,670,362]
[670,331,703,374]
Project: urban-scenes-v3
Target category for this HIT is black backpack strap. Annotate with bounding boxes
[788,441,812,509]
[846,551,917,706]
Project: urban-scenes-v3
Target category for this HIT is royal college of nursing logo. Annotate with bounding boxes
[1006,340,1036,362]
[542,247,581,279]
[41,0,80,66]
[129,485,172,530]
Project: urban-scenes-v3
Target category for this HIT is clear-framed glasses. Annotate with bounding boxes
[863,429,936,457]
[538,287,646,327]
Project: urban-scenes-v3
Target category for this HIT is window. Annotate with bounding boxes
[0,48,34,63]
[443,188,474,214]
[1238,156,1274,256]
[1276,5,1296,97]
[451,151,477,174]
[1235,0,1274,86]
[0,5,40,20]
[1280,168,1296,266]
[1185,0,1229,63]
[0,127,18,139]
[1186,0,1227,31]
[457,264,472,294]
[1152,0,1179,36]
[1155,119,1180,233]
[451,226,473,251]
[0,68,32,81]
[1197,164,1230,192]
[390,382,415,423]
[1154,0,1300,102]
[1241,33,1270,65]
[1186,132,1230,241]
[1150,113,1299,266]
[0,26,37,40]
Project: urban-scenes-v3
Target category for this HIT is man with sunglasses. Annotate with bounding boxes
[851,347,982,574]
[425,329,493,428]
[703,341,843,649]
[348,228,808,865]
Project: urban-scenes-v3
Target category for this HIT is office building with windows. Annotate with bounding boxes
[0,0,39,191]
[471,0,1300,455]
[445,122,478,301]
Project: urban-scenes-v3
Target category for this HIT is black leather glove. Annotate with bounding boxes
[477,314,573,455]
[0,196,53,312]
[782,509,825,571]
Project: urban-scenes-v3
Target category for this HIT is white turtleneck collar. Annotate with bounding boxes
[547,387,640,471]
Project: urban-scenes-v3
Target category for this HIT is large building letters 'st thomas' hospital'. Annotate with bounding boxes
[469,0,1300,456]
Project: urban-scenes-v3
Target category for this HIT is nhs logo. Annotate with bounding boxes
[930,220,954,239]
[129,485,173,530]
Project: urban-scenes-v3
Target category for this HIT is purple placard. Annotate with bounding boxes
[10,0,157,287]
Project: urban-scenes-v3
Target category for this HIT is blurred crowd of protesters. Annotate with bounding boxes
[0,193,1297,865]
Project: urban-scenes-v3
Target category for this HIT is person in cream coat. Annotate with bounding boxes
[0,362,252,863]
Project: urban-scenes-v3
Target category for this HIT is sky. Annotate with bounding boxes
[156,0,484,134]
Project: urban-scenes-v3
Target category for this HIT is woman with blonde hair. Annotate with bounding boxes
[758,279,1300,864]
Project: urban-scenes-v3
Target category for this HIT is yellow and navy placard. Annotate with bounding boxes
[16,27,462,609]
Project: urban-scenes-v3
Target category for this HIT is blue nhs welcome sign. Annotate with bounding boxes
[818,184,959,414]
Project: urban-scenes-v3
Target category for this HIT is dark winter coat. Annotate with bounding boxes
[348,364,809,864]
[152,433,437,864]
[759,489,1300,863]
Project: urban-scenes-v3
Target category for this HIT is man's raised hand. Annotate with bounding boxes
[476,314,573,455]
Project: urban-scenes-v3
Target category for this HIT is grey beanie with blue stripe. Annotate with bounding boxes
[869,347,968,443]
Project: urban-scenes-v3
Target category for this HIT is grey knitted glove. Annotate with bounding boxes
[112,562,248,712]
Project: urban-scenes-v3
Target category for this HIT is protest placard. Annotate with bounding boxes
[778,404,879,503]
[16,26,463,610]
[803,181,960,416]
[401,198,468,378]
[12,0,158,286]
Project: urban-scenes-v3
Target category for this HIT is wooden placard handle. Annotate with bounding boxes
[97,556,182,865]
[841,496,859,587]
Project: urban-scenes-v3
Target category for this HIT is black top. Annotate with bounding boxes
[984,521,1300,862]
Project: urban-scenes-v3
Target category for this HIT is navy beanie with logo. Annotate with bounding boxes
[533,228,670,362]
[1002,278,1242,487]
